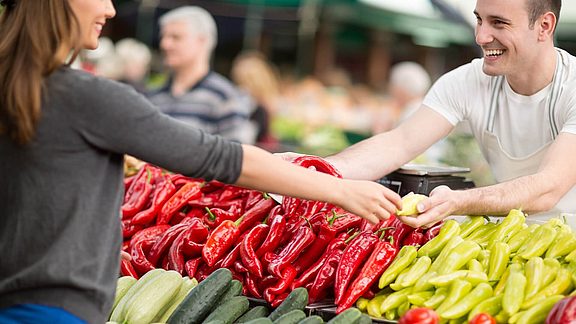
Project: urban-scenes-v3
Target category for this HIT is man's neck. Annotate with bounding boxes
[171,62,210,97]
[506,47,557,96]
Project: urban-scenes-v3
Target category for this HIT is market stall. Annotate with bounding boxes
[109,157,576,324]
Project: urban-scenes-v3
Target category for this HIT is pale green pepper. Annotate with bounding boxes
[566,249,576,262]
[521,268,572,309]
[459,216,488,239]
[407,291,435,307]
[508,224,539,253]
[542,257,561,288]
[400,256,431,288]
[466,222,497,241]
[413,271,437,293]
[397,193,427,216]
[493,309,510,324]
[493,265,510,296]
[428,270,488,287]
[438,240,481,276]
[366,293,388,318]
[468,295,503,321]
[423,287,448,309]
[488,242,511,281]
[418,220,461,258]
[356,297,369,311]
[546,232,576,258]
[467,259,483,273]
[397,301,411,318]
[508,310,525,324]
[516,295,564,324]
[390,266,413,291]
[524,257,544,300]
[429,236,465,273]
[487,207,525,250]
[478,250,491,273]
[379,286,413,314]
[436,279,472,317]
[384,309,396,321]
[519,225,557,259]
[502,264,526,316]
[379,245,418,289]
[441,282,493,319]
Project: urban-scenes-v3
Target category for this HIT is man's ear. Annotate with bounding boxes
[537,11,557,42]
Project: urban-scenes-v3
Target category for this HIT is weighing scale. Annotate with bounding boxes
[378,164,475,197]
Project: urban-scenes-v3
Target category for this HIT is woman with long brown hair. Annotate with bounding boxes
[0,0,402,322]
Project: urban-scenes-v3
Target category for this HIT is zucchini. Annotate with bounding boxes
[272,310,306,324]
[235,306,270,323]
[155,276,199,322]
[268,288,308,321]
[297,316,323,324]
[202,296,250,324]
[211,279,243,312]
[168,268,233,324]
[109,276,137,317]
[244,319,273,324]
[358,314,371,324]
[109,268,165,322]
[326,308,361,324]
[204,321,224,324]
[124,270,183,324]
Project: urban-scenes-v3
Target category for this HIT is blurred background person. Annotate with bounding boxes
[231,50,280,147]
[115,38,152,93]
[147,6,257,144]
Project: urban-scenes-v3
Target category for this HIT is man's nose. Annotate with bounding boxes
[475,24,494,46]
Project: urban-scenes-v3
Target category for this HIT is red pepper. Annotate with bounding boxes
[162,255,170,270]
[157,182,202,225]
[168,228,192,275]
[128,225,171,250]
[173,178,203,189]
[130,238,157,275]
[230,268,245,286]
[281,197,302,220]
[234,260,248,273]
[309,249,344,304]
[308,212,328,233]
[261,252,277,275]
[292,215,338,274]
[122,240,130,253]
[256,214,286,258]
[122,219,145,239]
[221,243,242,269]
[124,175,136,194]
[359,219,377,232]
[402,228,424,247]
[292,155,343,178]
[169,211,187,226]
[122,167,159,219]
[271,292,290,308]
[131,175,177,225]
[331,210,363,233]
[202,215,246,266]
[187,194,220,208]
[201,180,226,193]
[237,198,276,234]
[258,274,278,292]
[147,223,189,266]
[388,218,416,249]
[268,226,316,277]
[245,272,262,298]
[185,257,203,278]
[266,265,297,295]
[185,207,205,219]
[333,230,379,305]
[213,199,245,211]
[336,235,397,314]
[240,224,270,278]
[264,287,276,303]
[291,237,347,290]
[123,165,152,203]
[218,186,249,202]
[245,190,264,210]
[422,220,444,245]
[362,290,375,299]
[375,214,398,231]
[182,218,209,258]
[120,259,139,279]
[204,205,241,229]
[545,295,576,324]
[195,259,224,282]
[398,307,440,324]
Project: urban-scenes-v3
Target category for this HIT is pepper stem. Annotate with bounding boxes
[181,206,190,214]
[328,212,347,226]
[234,214,247,227]
[374,227,395,235]
[300,216,313,230]
[200,182,206,188]
[146,168,151,183]
[345,231,361,243]
[262,192,270,200]
[205,207,216,222]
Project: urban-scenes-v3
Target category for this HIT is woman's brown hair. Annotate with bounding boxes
[0,0,82,145]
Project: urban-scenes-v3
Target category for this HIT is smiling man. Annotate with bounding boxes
[314,0,576,226]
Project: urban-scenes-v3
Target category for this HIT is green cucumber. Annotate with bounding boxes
[358,314,371,324]
[272,310,306,324]
[326,308,361,324]
[109,268,165,322]
[168,268,233,324]
[202,296,250,324]
[109,276,137,318]
[211,279,243,311]
[297,315,324,324]
[244,319,273,324]
[235,306,270,323]
[268,288,308,321]
[155,276,199,322]
[205,321,224,324]
[124,270,183,324]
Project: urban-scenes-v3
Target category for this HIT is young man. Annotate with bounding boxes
[321,0,576,227]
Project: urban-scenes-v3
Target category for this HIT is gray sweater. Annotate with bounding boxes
[0,67,243,323]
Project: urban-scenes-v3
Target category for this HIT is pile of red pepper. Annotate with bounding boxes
[118,156,441,311]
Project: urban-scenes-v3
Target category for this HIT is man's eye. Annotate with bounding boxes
[494,20,506,25]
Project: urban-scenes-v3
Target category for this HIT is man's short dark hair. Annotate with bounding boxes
[525,0,562,30]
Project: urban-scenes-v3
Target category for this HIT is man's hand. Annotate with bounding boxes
[273,152,306,163]
[396,186,458,228]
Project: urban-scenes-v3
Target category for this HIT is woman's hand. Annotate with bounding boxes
[121,251,131,262]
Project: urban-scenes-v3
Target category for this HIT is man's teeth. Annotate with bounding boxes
[95,24,102,31]
[485,49,504,57]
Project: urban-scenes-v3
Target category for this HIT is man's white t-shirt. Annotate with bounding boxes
[423,48,576,160]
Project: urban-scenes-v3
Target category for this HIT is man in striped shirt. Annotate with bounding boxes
[148,6,258,143]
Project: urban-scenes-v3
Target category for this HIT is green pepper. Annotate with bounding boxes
[436,279,472,318]
[502,264,526,316]
[493,309,510,324]
[418,220,461,258]
[440,282,493,319]
[521,268,572,309]
[413,271,437,293]
[546,232,576,258]
[516,295,564,324]
[544,217,564,227]
[493,265,510,296]
[397,193,427,216]
[423,287,448,309]
[488,242,511,281]
[390,266,413,291]
[519,225,557,259]
[566,259,576,287]
[429,236,465,273]
[466,222,497,241]
[428,270,488,287]
[438,240,481,276]
[367,293,388,318]
[524,257,544,300]
[508,224,539,253]
[487,207,525,250]
[510,254,526,266]
[459,216,487,239]
[356,297,369,311]
[566,249,576,262]
[379,286,413,314]
[384,309,396,321]
[478,250,491,273]
[400,256,431,288]
[397,301,411,318]
[508,310,525,324]
[407,291,434,306]
[379,245,418,289]
[542,257,561,288]
[474,226,500,249]
[467,259,484,273]
[468,295,503,321]
[448,317,467,324]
